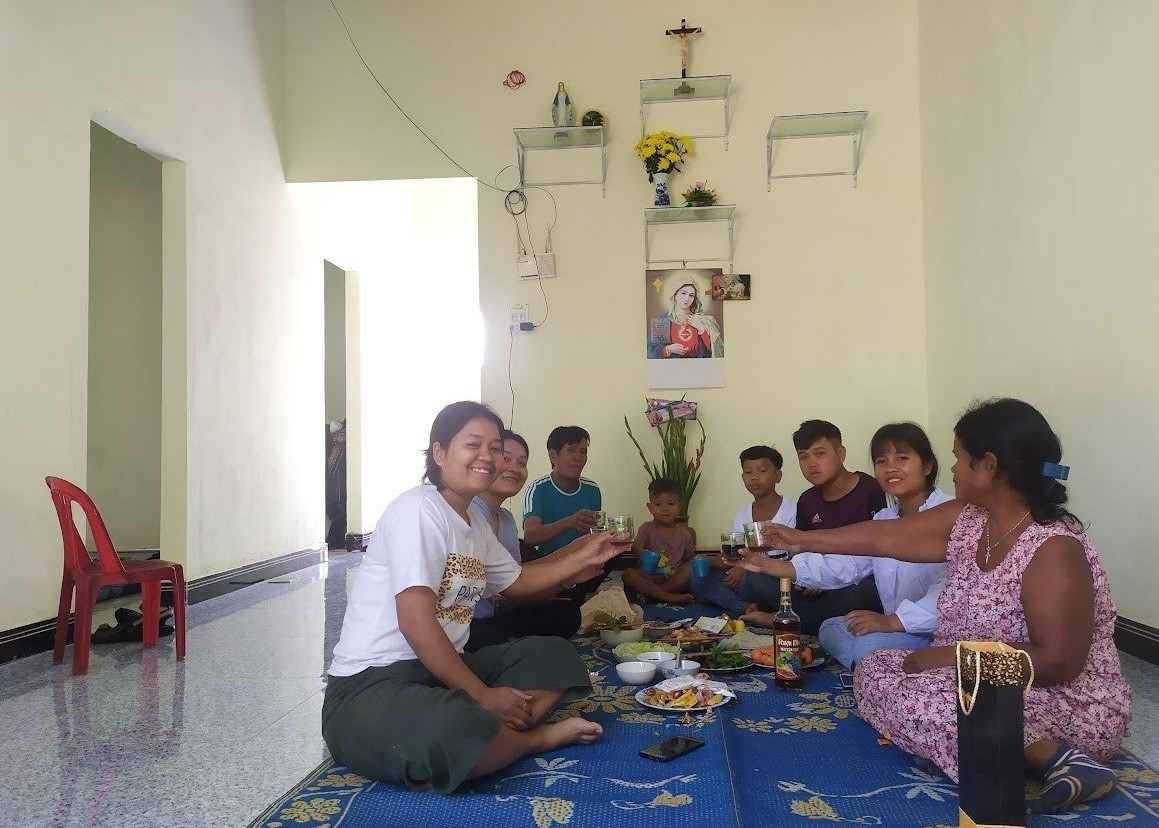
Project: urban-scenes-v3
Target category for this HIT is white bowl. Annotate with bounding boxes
[600,627,644,646]
[615,660,657,685]
[637,650,677,666]
[661,659,701,679]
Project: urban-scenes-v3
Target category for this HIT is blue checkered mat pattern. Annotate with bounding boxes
[250,604,1158,828]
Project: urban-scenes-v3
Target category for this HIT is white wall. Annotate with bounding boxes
[87,123,163,551]
[0,0,321,630]
[919,2,1159,625]
[283,0,928,543]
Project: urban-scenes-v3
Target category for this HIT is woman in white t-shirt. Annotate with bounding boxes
[323,402,627,793]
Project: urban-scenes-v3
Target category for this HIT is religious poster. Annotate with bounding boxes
[646,268,725,389]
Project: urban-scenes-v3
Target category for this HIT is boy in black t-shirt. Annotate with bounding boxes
[740,420,886,633]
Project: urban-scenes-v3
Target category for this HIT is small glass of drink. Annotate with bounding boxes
[720,531,744,564]
[744,520,777,555]
[608,515,635,542]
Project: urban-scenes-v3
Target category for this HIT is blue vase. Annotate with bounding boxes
[653,172,671,207]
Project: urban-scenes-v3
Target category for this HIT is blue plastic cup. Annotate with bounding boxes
[641,549,661,574]
[691,556,710,578]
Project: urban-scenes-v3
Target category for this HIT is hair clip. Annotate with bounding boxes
[1042,462,1070,480]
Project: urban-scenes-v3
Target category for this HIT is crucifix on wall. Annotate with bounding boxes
[665,18,702,79]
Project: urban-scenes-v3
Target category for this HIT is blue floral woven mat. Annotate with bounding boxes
[250,603,1157,828]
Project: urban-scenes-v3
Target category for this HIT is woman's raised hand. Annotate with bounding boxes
[737,547,775,574]
[768,524,806,555]
[569,531,631,582]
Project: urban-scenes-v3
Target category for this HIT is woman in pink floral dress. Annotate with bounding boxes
[756,398,1132,814]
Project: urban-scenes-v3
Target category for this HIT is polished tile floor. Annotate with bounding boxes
[3,553,1156,827]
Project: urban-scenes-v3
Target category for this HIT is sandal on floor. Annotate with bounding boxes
[90,620,143,645]
[1030,745,1117,813]
[115,607,143,627]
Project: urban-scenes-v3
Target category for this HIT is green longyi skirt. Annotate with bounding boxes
[321,636,591,793]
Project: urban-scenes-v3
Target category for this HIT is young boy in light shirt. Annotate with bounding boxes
[690,445,795,616]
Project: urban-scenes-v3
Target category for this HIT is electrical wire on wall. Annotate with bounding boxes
[329,0,557,427]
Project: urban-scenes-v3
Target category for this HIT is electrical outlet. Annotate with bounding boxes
[508,302,529,332]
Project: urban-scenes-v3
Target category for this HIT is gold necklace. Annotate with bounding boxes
[983,509,1032,566]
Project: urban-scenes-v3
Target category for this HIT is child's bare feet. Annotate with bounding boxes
[666,592,696,604]
[539,718,603,751]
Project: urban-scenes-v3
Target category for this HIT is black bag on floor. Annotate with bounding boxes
[956,641,1035,828]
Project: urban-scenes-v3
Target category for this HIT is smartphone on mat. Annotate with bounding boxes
[839,672,854,689]
[639,735,706,762]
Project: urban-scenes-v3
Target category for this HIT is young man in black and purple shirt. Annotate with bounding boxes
[741,419,886,634]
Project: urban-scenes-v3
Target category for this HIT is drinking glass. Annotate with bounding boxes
[744,520,776,554]
[720,531,742,564]
[608,514,635,542]
[591,510,608,531]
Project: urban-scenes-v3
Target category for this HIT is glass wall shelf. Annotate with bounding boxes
[514,126,606,195]
[766,110,868,189]
[640,75,731,148]
[643,204,735,271]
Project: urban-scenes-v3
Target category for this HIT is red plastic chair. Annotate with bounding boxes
[46,476,186,675]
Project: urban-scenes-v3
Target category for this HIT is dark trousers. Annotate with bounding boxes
[742,573,884,635]
[465,599,582,653]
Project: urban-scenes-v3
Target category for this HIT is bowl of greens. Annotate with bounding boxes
[697,644,754,672]
[599,616,644,646]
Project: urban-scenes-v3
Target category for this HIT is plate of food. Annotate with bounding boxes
[751,643,829,671]
[800,643,828,669]
[642,620,685,641]
[696,645,755,673]
[658,628,720,647]
[635,677,736,713]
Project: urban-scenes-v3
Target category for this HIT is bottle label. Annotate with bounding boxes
[774,632,801,681]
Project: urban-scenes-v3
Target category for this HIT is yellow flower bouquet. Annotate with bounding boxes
[634,130,693,182]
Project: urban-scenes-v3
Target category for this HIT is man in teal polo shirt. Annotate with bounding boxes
[522,425,602,563]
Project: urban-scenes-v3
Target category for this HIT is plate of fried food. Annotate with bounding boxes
[658,628,717,647]
[635,676,736,713]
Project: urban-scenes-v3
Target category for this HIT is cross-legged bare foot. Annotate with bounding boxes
[539,718,603,751]
[666,592,696,604]
[408,782,434,792]
[740,609,777,627]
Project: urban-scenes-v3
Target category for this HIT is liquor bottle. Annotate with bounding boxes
[773,577,802,690]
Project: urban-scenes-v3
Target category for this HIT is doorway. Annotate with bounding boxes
[324,260,349,550]
[86,122,163,617]
[87,122,163,553]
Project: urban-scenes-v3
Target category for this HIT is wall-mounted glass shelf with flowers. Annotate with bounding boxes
[514,126,607,196]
